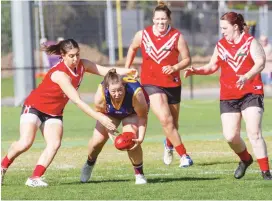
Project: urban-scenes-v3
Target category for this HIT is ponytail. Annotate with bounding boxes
[41,39,79,56]
[103,69,123,89]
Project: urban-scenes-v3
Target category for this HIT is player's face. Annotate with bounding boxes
[153,11,170,34]
[220,20,238,42]
[108,82,125,101]
[62,48,80,68]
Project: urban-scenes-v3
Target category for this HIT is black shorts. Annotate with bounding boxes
[220,93,264,114]
[143,85,181,104]
[21,105,63,123]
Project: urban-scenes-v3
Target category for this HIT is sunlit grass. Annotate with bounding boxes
[1,99,272,200]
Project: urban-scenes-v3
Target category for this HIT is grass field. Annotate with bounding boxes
[1,73,220,98]
[1,99,272,200]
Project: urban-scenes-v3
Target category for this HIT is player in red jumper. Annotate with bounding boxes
[185,12,272,180]
[125,1,193,167]
[1,39,137,187]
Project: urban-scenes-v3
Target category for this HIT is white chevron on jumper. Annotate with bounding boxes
[217,37,253,72]
[142,30,179,64]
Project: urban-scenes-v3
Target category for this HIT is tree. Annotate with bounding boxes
[1,1,12,56]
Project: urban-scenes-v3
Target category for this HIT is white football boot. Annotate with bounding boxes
[179,154,193,168]
[135,174,147,185]
[163,140,174,165]
[25,177,48,187]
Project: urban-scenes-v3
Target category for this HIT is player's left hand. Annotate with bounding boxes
[128,137,144,151]
[162,65,176,75]
[236,74,249,90]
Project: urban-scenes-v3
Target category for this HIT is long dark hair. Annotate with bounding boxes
[41,39,79,55]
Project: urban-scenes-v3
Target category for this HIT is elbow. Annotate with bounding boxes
[257,59,266,71]
[72,97,82,107]
[210,64,220,74]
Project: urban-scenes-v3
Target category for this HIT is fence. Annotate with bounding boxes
[1,1,271,100]
[2,1,271,63]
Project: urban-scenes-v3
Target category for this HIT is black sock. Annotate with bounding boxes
[87,157,97,166]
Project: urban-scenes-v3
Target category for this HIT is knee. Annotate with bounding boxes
[16,139,33,152]
[159,116,174,129]
[224,133,240,144]
[247,130,262,142]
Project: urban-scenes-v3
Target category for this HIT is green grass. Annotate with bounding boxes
[1,73,219,98]
[1,99,272,200]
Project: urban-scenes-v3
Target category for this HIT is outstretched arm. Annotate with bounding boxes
[51,71,116,131]
[82,59,137,78]
[125,31,142,68]
[184,46,220,78]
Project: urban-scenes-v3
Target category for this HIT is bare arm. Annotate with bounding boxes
[81,59,137,77]
[236,39,266,90]
[184,46,220,78]
[132,89,148,144]
[94,84,106,113]
[172,34,191,71]
[125,31,142,68]
[163,34,191,75]
[246,39,266,79]
[51,71,116,131]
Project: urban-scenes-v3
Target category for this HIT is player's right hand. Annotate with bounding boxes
[127,68,139,79]
[184,66,196,78]
[108,131,119,142]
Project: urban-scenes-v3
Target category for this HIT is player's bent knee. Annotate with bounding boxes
[16,140,33,151]
[224,134,239,143]
[159,116,174,128]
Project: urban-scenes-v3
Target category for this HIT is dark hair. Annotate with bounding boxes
[220,12,247,33]
[153,1,171,20]
[103,69,123,89]
[41,39,79,55]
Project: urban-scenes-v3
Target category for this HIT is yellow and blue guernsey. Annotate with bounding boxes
[101,77,146,119]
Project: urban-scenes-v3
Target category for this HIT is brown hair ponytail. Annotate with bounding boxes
[103,69,123,89]
[41,39,79,55]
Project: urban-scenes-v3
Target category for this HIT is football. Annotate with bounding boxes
[114,132,136,151]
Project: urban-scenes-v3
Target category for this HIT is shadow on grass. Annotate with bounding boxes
[148,177,220,183]
[197,161,237,166]
[62,178,130,185]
